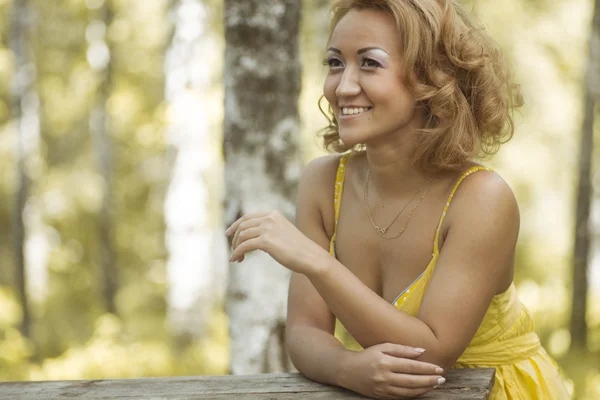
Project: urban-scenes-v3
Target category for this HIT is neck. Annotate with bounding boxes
[363,133,434,200]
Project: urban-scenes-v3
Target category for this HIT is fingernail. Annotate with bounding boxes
[437,377,446,385]
[225,227,231,235]
[435,367,443,374]
[414,348,425,353]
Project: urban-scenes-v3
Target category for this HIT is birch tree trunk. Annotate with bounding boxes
[9,0,39,340]
[571,0,600,353]
[164,0,226,338]
[224,0,303,374]
[88,0,117,315]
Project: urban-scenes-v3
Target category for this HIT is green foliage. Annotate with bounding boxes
[0,0,228,381]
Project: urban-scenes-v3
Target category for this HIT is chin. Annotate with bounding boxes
[338,131,369,148]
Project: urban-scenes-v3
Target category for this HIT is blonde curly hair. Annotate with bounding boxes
[319,0,523,170]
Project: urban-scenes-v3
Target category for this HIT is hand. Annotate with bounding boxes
[338,343,445,399]
[226,211,331,276]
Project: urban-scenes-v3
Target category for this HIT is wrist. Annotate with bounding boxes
[304,249,335,280]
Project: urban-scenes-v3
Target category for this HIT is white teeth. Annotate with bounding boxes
[342,107,370,115]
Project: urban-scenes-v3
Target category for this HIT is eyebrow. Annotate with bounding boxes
[327,46,389,55]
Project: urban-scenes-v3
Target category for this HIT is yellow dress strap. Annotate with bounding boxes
[433,165,493,252]
[329,153,351,256]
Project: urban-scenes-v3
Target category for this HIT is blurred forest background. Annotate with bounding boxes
[0,0,599,398]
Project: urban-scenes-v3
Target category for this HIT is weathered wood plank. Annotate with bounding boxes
[0,369,495,399]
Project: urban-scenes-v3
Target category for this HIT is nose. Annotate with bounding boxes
[335,67,361,98]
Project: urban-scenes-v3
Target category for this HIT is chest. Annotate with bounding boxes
[333,185,446,304]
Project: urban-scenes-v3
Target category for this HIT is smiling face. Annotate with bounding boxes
[323,8,423,148]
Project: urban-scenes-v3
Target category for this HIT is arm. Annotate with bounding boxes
[306,172,519,371]
[286,274,349,385]
[285,156,444,398]
[285,155,351,385]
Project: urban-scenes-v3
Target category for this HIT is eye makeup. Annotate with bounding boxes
[324,46,390,69]
[359,48,389,68]
[323,54,344,68]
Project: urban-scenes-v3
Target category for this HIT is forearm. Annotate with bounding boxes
[286,324,353,387]
[307,258,451,368]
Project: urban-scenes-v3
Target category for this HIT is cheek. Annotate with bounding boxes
[376,86,416,112]
[323,75,339,104]
[397,91,418,113]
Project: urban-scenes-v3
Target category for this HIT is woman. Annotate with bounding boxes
[226,0,570,398]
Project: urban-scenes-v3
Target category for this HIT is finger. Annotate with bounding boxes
[386,371,445,389]
[379,343,427,359]
[226,217,245,237]
[232,219,262,250]
[230,237,262,262]
[232,227,261,254]
[231,217,263,250]
[385,356,444,375]
[226,213,267,236]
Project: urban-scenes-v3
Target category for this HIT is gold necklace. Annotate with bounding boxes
[363,169,435,240]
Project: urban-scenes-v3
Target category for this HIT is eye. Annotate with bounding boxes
[323,57,344,69]
[360,57,382,68]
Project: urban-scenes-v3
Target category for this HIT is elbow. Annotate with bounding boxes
[416,351,455,373]
[422,342,462,373]
[285,326,298,362]
[285,325,305,371]
[429,325,465,372]
[435,357,458,374]
[416,330,461,372]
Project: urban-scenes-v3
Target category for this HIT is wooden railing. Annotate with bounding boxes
[0,368,495,399]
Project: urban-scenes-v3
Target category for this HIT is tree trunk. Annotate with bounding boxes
[571,91,592,352]
[89,1,117,315]
[571,0,600,354]
[224,0,303,374]
[164,0,226,339]
[9,0,37,340]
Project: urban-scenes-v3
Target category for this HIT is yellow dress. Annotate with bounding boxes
[329,153,570,400]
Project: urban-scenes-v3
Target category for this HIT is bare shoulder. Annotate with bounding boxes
[451,168,519,221]
[445,167,520,251]
[299,154,341,185]
[297,153,345,238]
